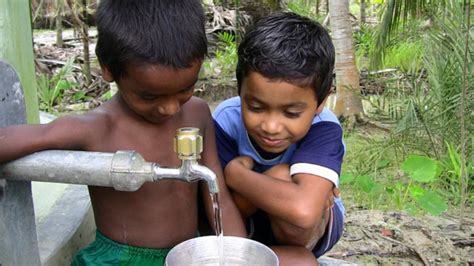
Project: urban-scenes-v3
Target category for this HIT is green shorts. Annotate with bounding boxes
[71,231,171,266]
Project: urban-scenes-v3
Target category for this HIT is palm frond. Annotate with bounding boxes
[370,0,449,69]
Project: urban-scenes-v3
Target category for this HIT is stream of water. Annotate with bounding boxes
[210,192,224,266]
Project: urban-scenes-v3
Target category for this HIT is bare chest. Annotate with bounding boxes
[91,117,204,166]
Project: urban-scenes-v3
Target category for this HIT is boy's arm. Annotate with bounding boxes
[225,158,333,232]
[0,115,98,164]
[200,106,247,237]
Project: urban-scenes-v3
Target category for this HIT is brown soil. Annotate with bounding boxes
[327,210,473,265]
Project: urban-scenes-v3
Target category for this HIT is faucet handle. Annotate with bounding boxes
[174,127,203,160]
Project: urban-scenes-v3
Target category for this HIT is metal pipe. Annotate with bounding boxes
[0,127,219,193]
[0,150,154,191]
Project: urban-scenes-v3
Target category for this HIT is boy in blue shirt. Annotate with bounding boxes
[0,1,245,265]
[213,12,344,265]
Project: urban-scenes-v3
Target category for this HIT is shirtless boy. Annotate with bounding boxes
[0,1,245,264]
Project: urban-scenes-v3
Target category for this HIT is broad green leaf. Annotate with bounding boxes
[409,185,425,200]
[416,191,447,216]
[401,155,439,182]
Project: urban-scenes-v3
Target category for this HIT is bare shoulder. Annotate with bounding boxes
[185,96,211,113]
[181,97,212,125]
[43,104,114,150]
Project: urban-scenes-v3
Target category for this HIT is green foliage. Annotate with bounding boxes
[286,0,320,20]
[383,40,424,72]
[37,57,78,113]
[342,153,448,215]
[100,89,115,101]
[370,0,450,69]
[438,142,474,204]
[401,155,440,182]
[354,25,376,70]
[203,31,237,84]
[361,3,473,161]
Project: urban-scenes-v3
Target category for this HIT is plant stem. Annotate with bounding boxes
[402,179,413,208]
[459,0,470,226]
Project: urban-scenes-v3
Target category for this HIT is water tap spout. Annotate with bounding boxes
[153,127,219,194]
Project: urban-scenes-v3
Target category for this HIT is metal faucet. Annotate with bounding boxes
[0,127,219,194]
[153,127,219,193]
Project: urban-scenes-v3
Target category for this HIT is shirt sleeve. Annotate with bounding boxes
[213,120,239,169]
[289,122,344,187]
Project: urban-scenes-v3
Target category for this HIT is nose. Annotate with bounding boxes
[157,98,180,116]
[261,116,283,135]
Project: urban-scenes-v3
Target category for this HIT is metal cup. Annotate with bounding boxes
[165,236,279,266]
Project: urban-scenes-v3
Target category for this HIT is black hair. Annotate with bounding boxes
[95,0,207,80]
[236,12,334,106]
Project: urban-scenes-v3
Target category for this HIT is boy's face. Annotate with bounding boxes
[102,61,201,124]
[240,71,324,154]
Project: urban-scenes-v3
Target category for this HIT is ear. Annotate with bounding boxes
[100,64,114,82]
[316,95,329,114]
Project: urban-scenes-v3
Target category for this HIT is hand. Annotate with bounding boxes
[325,187,340,210]
[232,192,257,218]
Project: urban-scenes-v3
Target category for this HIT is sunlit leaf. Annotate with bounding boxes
[416,191,447,215]
[401,155,439,182]
[409,185,425,200]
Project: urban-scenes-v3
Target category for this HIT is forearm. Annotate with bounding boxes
[225,160,332,229]
[270,208,330,249]
[0,125,49,163]
[226,161,303,223]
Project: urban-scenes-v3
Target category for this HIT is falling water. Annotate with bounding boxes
[210,192,224,266]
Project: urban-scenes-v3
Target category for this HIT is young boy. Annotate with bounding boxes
[0,0,245,265]
[213,12,344,265]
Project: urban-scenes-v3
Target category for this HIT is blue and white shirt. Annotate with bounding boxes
[213,96,345,188]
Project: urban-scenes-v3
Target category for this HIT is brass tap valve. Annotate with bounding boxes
[174,127,203,160]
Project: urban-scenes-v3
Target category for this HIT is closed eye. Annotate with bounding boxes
[247,104,264,112]
[284,111,302,118]
[141,94,158,101]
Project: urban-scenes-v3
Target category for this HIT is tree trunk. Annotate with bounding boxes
[316,0,320,16]
[81,0,91,85]
[329,0,364,121]
[55,0,63,47]
[68,0,91,86]
[360,0,367,24]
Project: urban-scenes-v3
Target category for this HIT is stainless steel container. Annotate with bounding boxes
[165,236,279,266]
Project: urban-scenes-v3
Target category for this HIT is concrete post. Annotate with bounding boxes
[0,61,41,265]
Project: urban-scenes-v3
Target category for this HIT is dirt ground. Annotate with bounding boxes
[325,209,473,265]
